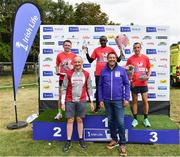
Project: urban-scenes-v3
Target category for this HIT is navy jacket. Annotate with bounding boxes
[98,64,130,101]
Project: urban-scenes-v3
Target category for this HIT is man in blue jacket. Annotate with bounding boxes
[98,52,130,156]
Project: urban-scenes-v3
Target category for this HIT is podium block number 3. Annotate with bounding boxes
[53,127,62,137]
[149,131,158,142]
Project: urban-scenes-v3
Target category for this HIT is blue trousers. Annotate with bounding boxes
[104,100,126,145]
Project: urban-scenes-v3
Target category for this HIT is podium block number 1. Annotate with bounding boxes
[102,118,108,127]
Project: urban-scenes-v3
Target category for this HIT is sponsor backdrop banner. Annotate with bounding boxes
[12,2,41,98]
[39,25,169,101]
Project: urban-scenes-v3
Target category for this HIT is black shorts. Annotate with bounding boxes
[131,86,148,94]
[59,80,63,86]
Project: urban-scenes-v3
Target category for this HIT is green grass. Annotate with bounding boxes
[0,74,38,88]
[0,74,180,156]
[0,131,180,156]
[35,109,179,130]
[1,130,180,156]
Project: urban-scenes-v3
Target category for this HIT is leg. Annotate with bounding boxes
[63,102,75,152]
[65,102,75,140]
[131,89,139,127]
[131,92,138,116]
[76,102,87,149]
[67,118,74,140]
[141,92,149,115]
[76,117,83,139]
[113,100,126,145]
[94,76,100,112]
[55,80,63,120]
[104,100,118,142]
[141,91,151,127]
[63,117,74,152]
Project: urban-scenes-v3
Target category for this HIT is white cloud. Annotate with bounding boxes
[61,0,180,44]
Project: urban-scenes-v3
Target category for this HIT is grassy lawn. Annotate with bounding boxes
[0,74,180,156]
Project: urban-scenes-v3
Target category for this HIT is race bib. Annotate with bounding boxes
[115,71,120,77]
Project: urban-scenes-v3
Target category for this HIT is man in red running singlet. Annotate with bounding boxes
[126,42,151,128]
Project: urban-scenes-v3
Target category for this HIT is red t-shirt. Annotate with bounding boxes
[126,54,151,86]
[56,52,76,80]
[91,46,116,76]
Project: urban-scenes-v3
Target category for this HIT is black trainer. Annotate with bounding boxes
[93,107,100,113]
[63,141,71,152]
[79,140,87,149]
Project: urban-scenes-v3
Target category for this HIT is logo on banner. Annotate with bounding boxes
[43,49,53,54]
[143,35,152,40]
[157,94,166,98]
[43,35,51,39]
[158,42,167,46]
[157,28,168,32]
[43,27,53,32]
[148,93,156,98]
[125,49,131,54]
[58,41,64,45]
[43,93,53,98]
[15,16,39,52]
[156,36,168,39]
[148,80,155,84]
[106,27,115,31]
[43,71,53,76]
[43,57,53,62]
[158,86,167,90]
[93,35,101,39]
[120,27,131,32]
[146,27,157,32]
[69,27,79,32]
[108,42,116,45]
[43,42,55,45]
[83,64,91,68]
[71,49,79,54]
[157,72,166,76]
[150,71,156,76]
[131,27,141,32]
[94,27,105,32]
[80,27,89,31]
[146,49,157,54]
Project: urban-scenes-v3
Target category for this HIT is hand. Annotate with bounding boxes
[56,72,60,76]
[61,104,65,111]
[99,101,104,109]
[89,101,94,112]
[82,46,88,54]
[123,100,129,108]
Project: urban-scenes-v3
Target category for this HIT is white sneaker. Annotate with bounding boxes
[54,113,62,120]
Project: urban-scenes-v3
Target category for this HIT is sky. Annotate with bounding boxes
[61,0,180,45]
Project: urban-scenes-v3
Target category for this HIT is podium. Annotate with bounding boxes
[32,109,179,144]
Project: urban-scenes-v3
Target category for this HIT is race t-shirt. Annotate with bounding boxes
[126,54,151,86]
[56,52,76,80]
[91,46,116,76]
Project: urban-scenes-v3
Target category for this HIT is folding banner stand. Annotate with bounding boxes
[7,2,41,129]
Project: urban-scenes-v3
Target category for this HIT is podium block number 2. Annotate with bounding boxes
[53,127,62,137]
[149,131,158,142]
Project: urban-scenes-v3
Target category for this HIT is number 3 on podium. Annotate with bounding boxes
[149,131,158,142]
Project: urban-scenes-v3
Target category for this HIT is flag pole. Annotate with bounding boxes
[7,100,27,129]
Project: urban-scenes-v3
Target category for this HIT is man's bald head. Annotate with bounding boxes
[73,56,83,71]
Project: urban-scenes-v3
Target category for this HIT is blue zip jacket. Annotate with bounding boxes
[98,64,130,101]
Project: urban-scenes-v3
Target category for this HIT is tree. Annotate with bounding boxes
[0,0,25,62]
[74,2,109,25]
